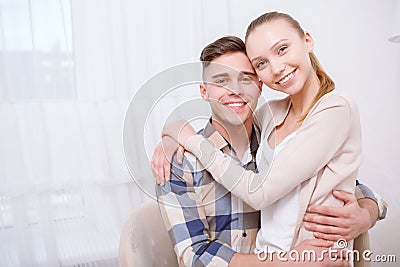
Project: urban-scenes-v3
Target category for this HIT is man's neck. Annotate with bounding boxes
[211,118,253,160]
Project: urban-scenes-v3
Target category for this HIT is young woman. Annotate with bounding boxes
[158,11,363,256]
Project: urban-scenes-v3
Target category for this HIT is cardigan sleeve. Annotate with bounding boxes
[184,95,361,210]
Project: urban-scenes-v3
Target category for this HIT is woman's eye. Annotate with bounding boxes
[278,45,288,54]
[256,61,266,69]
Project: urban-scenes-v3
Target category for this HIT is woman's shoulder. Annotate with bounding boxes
[312,90,358,112]
[305,90,360,125]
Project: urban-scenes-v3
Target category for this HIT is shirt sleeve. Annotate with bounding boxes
[157,154,236,267]
[184,95,362,210]
[355,180,388,220]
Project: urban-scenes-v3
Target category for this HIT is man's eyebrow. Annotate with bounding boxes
[211,71,257,79]
[211,73,229,79]
[251,39,288,64]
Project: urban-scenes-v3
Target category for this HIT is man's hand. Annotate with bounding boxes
[304,190,377,241]
[151,136,184,186]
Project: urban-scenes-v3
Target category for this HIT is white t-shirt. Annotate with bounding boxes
[255,131,300,253]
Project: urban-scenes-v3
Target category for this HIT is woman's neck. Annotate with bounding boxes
[290,72,320,118]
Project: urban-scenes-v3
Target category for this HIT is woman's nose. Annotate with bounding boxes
[270,60,286,76]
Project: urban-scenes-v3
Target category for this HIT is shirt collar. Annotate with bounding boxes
[201,118,260,158]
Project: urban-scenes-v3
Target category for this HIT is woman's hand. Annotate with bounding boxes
[162,120,197,146]
[152,120,196,186]
[151,136,185,186]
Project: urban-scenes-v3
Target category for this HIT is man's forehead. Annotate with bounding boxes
[203,62,256,79]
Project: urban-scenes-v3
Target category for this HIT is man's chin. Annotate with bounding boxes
[224,117,249,127]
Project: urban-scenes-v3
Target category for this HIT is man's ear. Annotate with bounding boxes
[200,84,209,101]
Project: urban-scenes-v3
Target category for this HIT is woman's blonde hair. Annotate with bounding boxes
[245,11,335,121]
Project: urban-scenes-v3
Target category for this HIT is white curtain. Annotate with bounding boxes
[0,0,140,265]
[0,0,235,266]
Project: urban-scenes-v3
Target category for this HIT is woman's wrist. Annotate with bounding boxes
[161,120,197,145]
[184,134,205,154]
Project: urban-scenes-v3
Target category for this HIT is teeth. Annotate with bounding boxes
[226,102,245,107]
[279,72,294,84]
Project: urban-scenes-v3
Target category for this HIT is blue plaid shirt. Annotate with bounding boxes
[157,120,260,266]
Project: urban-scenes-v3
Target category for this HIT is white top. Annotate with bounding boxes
[255,131,299,253]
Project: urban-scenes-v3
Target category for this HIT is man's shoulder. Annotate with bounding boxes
[254,97,288,119]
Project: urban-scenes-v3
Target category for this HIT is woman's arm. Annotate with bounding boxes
[165,95,361,210]
[228,239,349,267]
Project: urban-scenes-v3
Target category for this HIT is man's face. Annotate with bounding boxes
[201,52,261,127]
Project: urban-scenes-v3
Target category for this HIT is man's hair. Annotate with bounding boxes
[199,36,246,69]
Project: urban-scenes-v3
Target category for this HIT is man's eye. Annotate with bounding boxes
[278,45,288,54]
[241,76,253,84]
[215,79,228,85]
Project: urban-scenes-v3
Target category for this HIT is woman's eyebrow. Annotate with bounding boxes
[251,38,289,64]
[270,39,288,51]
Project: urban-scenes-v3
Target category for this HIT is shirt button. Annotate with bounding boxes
[242,232,247,237]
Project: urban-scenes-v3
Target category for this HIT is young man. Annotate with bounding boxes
[156,36,386,267]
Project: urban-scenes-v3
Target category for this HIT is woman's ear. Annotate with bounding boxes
[200,84,209,101]
[304,32,315,52]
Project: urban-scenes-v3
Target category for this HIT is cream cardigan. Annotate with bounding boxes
[184,90,362,248]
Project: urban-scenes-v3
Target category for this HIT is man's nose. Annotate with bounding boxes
[227,80,243,95]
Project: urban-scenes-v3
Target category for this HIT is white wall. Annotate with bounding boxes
[138,0,400,264]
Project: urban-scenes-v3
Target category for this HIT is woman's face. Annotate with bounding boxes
[246,19,316,96]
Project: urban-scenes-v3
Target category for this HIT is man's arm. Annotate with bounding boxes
[304,181,388,241]
[157,154,236,267]
[355,180,387,221]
